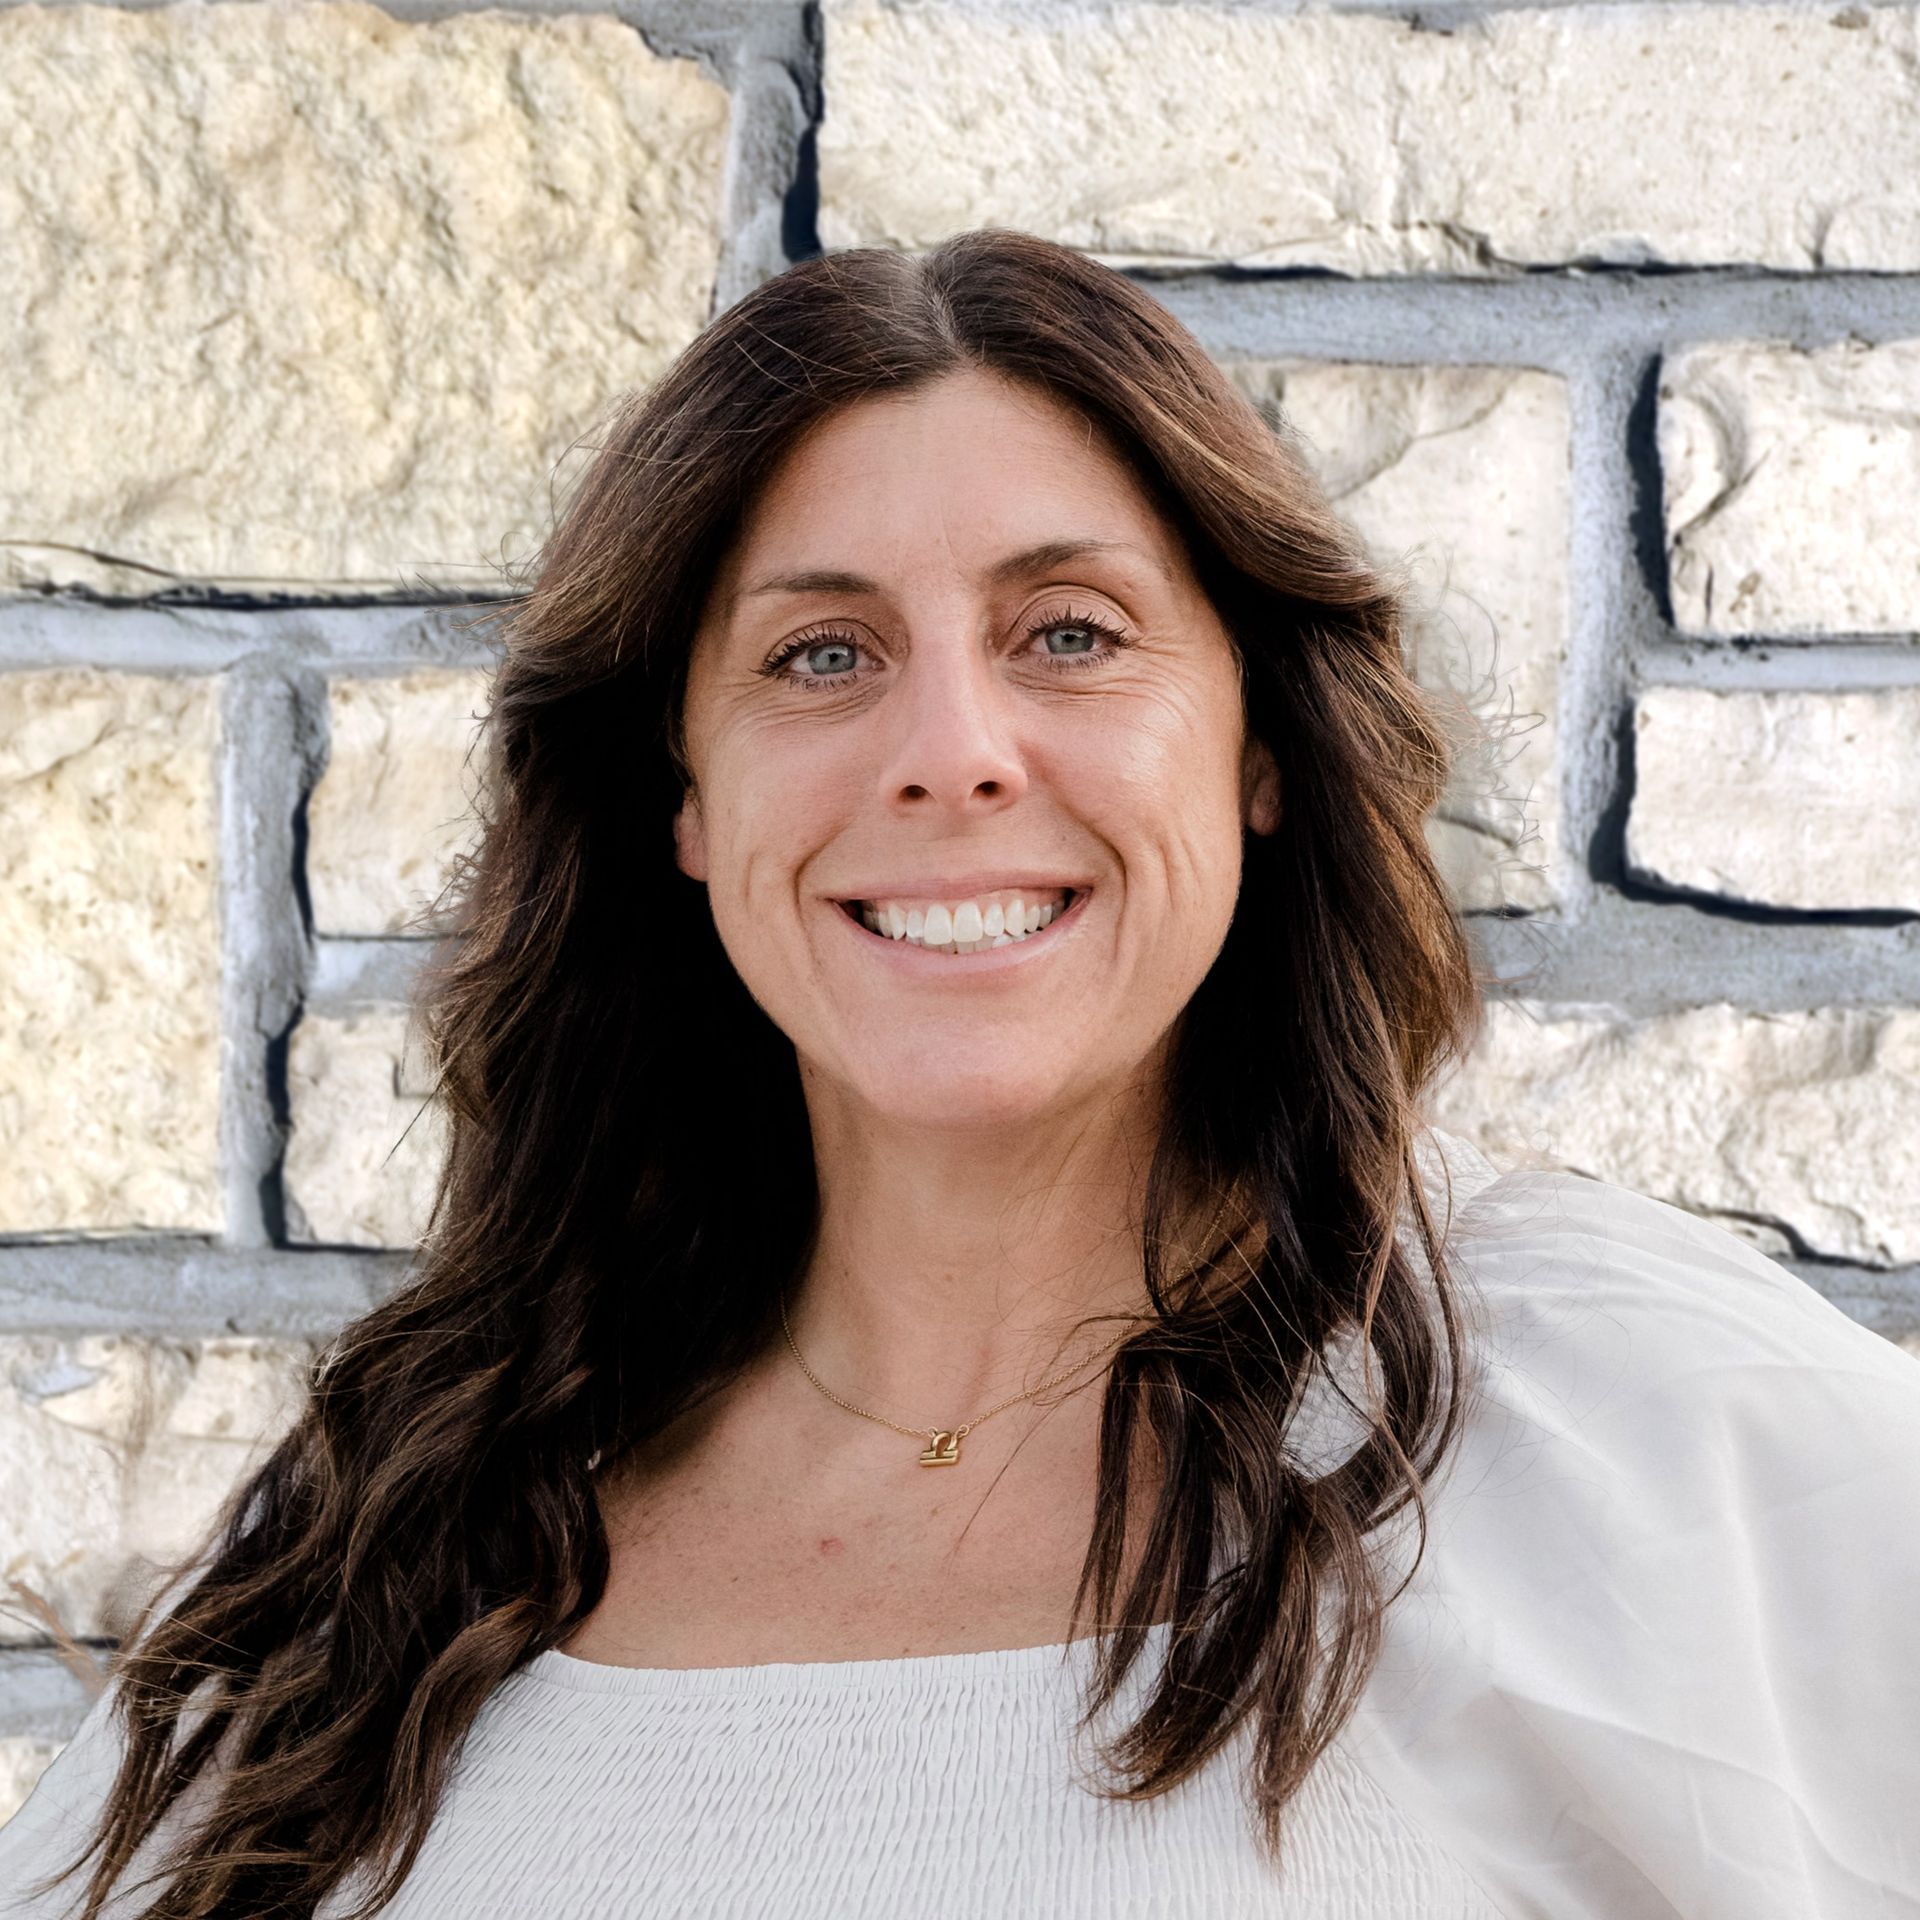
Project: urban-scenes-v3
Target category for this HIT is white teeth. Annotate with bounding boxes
[844,886,1080,954]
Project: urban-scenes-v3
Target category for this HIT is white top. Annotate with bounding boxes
[6,1127,1920,1918]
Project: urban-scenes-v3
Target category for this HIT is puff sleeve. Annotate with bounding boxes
[0,1678,140,1917]
[1346,1160,1920,1917]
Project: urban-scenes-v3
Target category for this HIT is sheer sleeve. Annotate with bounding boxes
[0,1677,139,1918]
[1348,1152,1920,1917]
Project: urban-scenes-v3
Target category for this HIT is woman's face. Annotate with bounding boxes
[675,366,1279,1136]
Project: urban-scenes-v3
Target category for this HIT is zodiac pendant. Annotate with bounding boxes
[919,1429,962,1466]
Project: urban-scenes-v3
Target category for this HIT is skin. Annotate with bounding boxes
[567,367,1279,1666]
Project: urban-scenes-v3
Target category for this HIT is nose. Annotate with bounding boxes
[874,621,1029,819]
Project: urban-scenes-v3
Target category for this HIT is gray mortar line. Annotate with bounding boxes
[1472,899,1920,1008]
[0,1244,406,1339]
[0,1648,108,1741]
[311,908,1919,1018]
[1638,645,1920,692]
[1554,348,1638,921]
[308,939,436,1008]
[0,1233,1913,1338]
[1153,270,1920,403]
[0,602,508,673]
[218,667,323,1248]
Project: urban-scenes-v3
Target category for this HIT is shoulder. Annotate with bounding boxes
[1432,1135,1919,1434]
[0,1628,231,1916]
[1343,1128,1920,1916]
[0,1679,128,1917]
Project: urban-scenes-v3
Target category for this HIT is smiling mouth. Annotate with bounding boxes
[836,887,1085,955]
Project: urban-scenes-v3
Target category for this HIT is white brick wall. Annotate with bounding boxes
[1225,361,1569,911]
[818,1,1920,272]
[0,1,731,595]
[1629,689,1920,910]
[0,671,223,1232]
[307,671,493,937]
[4,0,1917,1817]
[1661,339,1920,637]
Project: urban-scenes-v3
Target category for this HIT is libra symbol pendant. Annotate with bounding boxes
[919,1429,963,1466]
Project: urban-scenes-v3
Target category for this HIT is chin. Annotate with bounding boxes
[850,1051,1077,1127]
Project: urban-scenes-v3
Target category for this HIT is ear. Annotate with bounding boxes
[1242,732,1281,837]
[672,787,709,882]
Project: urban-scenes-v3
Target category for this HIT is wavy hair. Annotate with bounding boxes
[30,228,1487,1917]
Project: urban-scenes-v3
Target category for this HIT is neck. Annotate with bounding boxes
[779,1058,1220,1432]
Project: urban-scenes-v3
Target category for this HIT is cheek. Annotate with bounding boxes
[700,731,862,924]
[1069,682,1245,842]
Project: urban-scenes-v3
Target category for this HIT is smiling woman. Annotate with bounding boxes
[5,231,1919,1920]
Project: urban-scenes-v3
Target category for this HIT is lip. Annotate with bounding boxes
[827,885,1094,974]
[827,873,1095,906]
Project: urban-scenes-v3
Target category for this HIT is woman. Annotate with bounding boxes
[4,230,1917,1919]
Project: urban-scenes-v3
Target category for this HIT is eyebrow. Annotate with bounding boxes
[734,537,1175,609]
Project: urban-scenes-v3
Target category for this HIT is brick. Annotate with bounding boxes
[307,670,492,937]
[283,1009,446,1248]
[0,1335,312,1648]
[0,0,729,595]
[0,671,222,1233]
[1227,362,1567,911]
[1661,338,1920,637]
[1629,688,1920,910]
[1428,1001,1920,1267]
[820,2,1920,274]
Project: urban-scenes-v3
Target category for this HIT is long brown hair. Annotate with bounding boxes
[30,228,1486,1917]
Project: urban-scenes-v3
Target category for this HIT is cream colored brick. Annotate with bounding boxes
[821,2,1920,273]
[0,0,729,595]
[0,1335,312,1647]
[1661,338,1920,637]
[1228,362,1567,910]
[308,671,492,936]
[1629,688,1920,909]
[1428,1001,1920,1267]
[284,1009,446,1248]
[0,671,222,1232]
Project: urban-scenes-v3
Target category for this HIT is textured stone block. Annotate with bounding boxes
[1661,338,1920,637]
[284,1009,446,1248]
[307,670,492,937]
[0,671,222,1233]
[0,1335,313,1647]
[0,0,729,595]
[821,1,1920,274]
[1428,1001,1920,1267]
[1228,362,1567,912]
[1629,688,1920,910]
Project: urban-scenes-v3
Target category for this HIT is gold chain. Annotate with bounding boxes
[779,1192,1232,1466]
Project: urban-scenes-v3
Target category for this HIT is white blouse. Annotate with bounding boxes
[5,1127,1919,1918]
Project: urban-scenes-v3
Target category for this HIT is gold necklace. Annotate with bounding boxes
[779,1195,1231,1467]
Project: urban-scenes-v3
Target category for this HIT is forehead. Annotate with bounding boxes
[714,369,1184,600]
